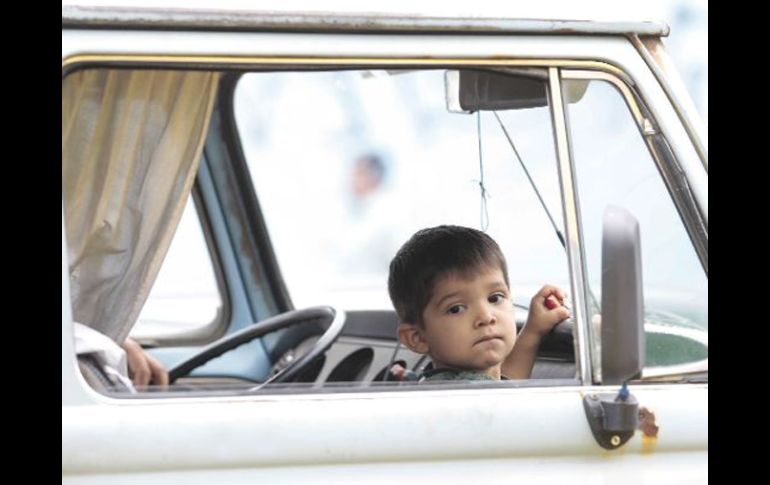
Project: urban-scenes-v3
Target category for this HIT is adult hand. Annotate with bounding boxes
[122,337,169,388]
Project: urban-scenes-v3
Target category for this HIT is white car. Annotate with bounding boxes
[62,4,707,483]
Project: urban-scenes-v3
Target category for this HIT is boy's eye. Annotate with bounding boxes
[488,293,506,304]
[447,305,464,315]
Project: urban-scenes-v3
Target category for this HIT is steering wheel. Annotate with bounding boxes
[168,306,345,386]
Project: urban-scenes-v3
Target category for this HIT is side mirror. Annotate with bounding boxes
[600,206,645,384]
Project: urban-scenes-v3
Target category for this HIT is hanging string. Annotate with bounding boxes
[493,111,565,247]
[477,110,490,231]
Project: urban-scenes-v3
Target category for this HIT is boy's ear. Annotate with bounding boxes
[398,323,429,354]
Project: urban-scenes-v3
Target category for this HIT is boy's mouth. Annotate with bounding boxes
[474,334,504,345]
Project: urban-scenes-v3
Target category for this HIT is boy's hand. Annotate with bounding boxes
[522,284,571,338]
[502,284,571,379]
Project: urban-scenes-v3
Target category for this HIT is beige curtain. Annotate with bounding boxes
[62,69,220,343]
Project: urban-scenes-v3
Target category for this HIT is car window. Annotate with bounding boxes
[64,66,580,397]
[234,70,569,312]
[131,196,224,342]
[66,66,705,396]
[563,78,708,372]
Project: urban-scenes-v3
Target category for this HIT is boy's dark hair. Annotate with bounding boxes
[388,225,509,326]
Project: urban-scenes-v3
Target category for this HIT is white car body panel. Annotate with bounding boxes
[62,383,706,480]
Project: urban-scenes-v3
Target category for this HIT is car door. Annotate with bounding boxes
[62,13,706,483]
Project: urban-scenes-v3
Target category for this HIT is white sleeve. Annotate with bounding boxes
[73,322,135,391]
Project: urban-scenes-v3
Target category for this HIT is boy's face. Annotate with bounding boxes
[405,265,516,378]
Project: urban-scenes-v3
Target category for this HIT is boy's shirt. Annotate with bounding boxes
[420,368,504,382]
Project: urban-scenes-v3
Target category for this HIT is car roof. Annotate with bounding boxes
[62,2,669,36]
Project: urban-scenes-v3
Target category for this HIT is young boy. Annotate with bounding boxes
[388,225,570,381]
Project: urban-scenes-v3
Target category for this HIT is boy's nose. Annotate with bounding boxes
[475,306,497,327]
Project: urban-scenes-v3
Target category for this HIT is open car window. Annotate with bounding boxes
[63,66,705,397]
